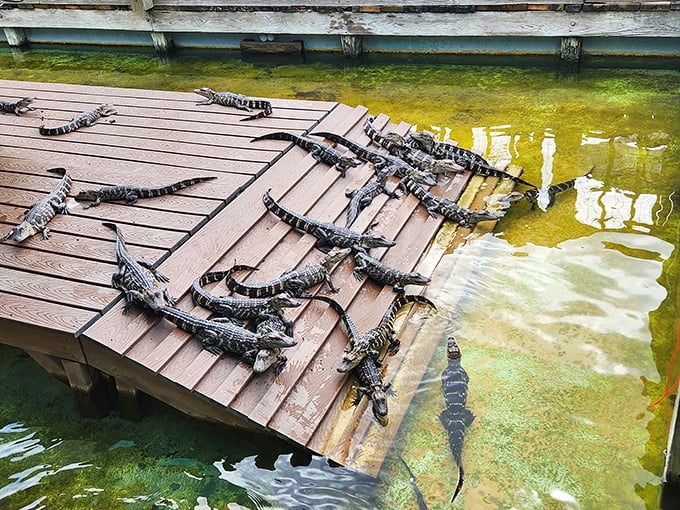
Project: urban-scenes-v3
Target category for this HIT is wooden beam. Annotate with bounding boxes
[130,0,155,11]
[62,359,112,418]
[1,9,678,38]
[340,34,362,57]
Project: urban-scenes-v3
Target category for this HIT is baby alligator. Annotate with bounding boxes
[404,177,501,228]
[491,170,592,211]
[1,167,71,243]
[194,87,272,121]
[103,222,175,313]
[191,269,300,327]
[344,165,399,229]
[318,293,436,373]
[39,104,117,136]
[0,97,35,116]
[76,176,217,209]
[223,248,351,299]
[352,249,431,293]
[157,305,297,357]
[407,130,537,187]
[363,117,463,176]
[263,189,396,254]
[310,131,437,187]
[251,313,293,375]
[251,131,362,177]
[440,336,475,503]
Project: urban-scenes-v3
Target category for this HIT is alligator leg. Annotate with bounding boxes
[274,355,288,375]
[124,192,140,205]
[40,226,51,240]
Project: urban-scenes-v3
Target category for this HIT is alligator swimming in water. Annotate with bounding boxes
[103,222,176,313]
[75,176,217,208]
[0,97,35,116]
[263,189,396,254]
[310,131,437,188]
[157,305,297,358]
[39,104,117,136]
[194,87,272,121]
[407,130,537,187]
[0,167,71,243]
[440,336,474,503]
[352,249,431,293]
[223,248,351,298]
[403,177,501,228]
[488,170,593,211]
[251,131,362,177]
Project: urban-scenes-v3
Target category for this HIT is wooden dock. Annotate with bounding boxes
[1,1,679,59]
[0,78,516,474]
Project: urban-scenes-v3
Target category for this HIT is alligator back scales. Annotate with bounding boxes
[251,131,361,176]
[352,250,431,293]
[157,305,297,355]
[440,336,474,503]
[76,176,217,208]
[0,167,71,243]
[194,87,272,121]
[263,189,395,253]
[103,222,175,313]
[39,104,116,136]
[192,269,300,319]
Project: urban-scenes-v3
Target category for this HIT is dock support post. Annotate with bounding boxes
[559,36,583,70]
[62,360,111,418]
[116,379,143,421]
[3,27,27,48]
[341,35,362,57]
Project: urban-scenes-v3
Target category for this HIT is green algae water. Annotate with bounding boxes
[0,46,678,509]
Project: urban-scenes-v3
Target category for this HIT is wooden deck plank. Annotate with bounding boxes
[0,293,97,335]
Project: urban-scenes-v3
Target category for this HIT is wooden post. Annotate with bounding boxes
[3,27,26,48]
[115,379,143,421]
[150,31,173,55]
[62,360,111,418]
[560,36,583,70]
[340,35,362,57]
[25,351,68,384]
[130,0,155,11]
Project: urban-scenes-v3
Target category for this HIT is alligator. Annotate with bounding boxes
[353,355,394,426]
[223,248,351,299]
[310,131,437,187]
[407,130,537,187]
[315,293,436,373]
[403,177,502,228]
[103,222,175,313]
[0,97,35,116]
[251,313,293,375]
[363,117,464,176]
[0,167,71,243]
[440,336,475,503]
[75,176,217,209]
[191,269,301,327]
[39,104,117,136]
[489,170,592,211]
[344,165,399,229]
[194,87,272,121]
[263,189,396,254]
[251,131,362,177]
[157,305,297,357]
[352,249,431,293]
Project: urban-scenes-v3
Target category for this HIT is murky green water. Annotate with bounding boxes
[1,46,678,509]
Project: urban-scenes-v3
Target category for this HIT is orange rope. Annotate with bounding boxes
[649,324,680,409]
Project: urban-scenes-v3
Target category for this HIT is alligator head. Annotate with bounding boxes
[357,231,396,251]
[369,385,390,426]
[252,348,280,373]
[75,189,99,201]
[469,209,503,225]
[98,103,117,117]
[409,168,438,187]
[139,286,169,312]
[431,159,465,175]
[337,155,363,172]
[403,272,432,287]
[268,293,302,312]
[194,86,217,99]
[257,330,298,349]
[321,247,352,272]
[11,221,40,242]
[337,340,379,373]
[408,131,436,153]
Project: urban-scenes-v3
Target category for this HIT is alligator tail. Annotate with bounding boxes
[251,131,295,142]
[39,120,79,136]
[148,176,217,197]
[263,189,313,233]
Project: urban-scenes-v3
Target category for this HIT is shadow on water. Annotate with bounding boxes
[0,45,679,509]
